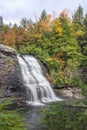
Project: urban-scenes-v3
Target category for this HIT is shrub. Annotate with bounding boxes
[0,98,27,130]
[42,102,87,130]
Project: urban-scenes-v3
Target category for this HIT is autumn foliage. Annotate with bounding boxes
[0,6,87,87]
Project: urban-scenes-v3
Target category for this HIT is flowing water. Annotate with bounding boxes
[17,55,81,130]
[17,55,62,106]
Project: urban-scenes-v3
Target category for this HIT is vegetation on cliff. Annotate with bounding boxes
[0,5,87,88]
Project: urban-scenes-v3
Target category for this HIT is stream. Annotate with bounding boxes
[23,105,46,130]
[22,97,78,130]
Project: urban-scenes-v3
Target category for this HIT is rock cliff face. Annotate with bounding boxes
[0,44,23,97]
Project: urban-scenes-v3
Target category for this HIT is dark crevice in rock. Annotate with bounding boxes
[0,50,17,57]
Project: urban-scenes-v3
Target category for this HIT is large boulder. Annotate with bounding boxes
[0,44,23,97]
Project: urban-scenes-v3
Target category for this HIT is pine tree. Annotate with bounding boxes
[72,5,84,42]
[72,5,84,30]
[0,16,3,30]
[40,9,47,21]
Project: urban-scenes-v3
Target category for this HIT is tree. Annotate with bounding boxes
[80,14,87,55]
[0,16,3,30]
[20,18,28,29]
[83,13,87,40]
[72,5,84,29]
[72,5,84,39]
[59,9,73,37]
[39,9,47,21]
[84,14,87,27]
[52,18,62,37]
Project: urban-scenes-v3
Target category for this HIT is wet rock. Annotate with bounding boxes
[55,87,84,99]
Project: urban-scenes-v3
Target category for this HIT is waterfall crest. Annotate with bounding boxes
[17,55,62,105]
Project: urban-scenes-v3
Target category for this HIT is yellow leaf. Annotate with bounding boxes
[76,30,84,37]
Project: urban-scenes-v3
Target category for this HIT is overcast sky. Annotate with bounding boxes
[0,0,87,24]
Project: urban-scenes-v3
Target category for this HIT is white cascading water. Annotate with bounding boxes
[17,55,62,105]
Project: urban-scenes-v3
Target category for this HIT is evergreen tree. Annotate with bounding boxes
[83,14,87,39]
[20,18,27,29]
[72,5,84,43]
[80,14,87,56]
[40,9,47,21]
[0,16,3,30]
[72,5,84,30]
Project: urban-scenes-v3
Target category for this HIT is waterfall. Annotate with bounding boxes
[17,55,62,105]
